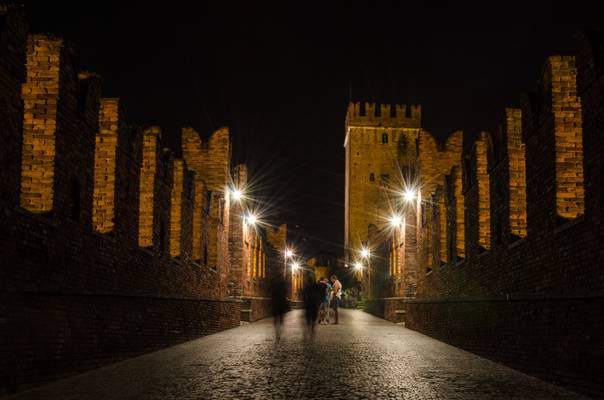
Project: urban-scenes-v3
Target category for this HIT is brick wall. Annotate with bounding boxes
[344,102,421,254]
[0,5,27,209]
[227,165,284,321]
[0,19,242,393]
[365,32,604,397]
[181,126,232,283]
[19,35,61,212]
[138,127,159,248]
[93,98,119,233]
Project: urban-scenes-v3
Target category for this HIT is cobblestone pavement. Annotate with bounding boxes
[6,309,590,400]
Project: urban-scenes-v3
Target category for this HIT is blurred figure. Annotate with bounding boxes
[270,274,288,341]
[302,276,322,337]
[317,277,332,324]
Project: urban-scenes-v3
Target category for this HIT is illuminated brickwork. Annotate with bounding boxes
[93,98,119,232]
[344,102,421,252]
[314,265,329,280]
[418,131,464,261]
[182,127,231,271]
[182,128,205,260]
[418,131,464,198]
[548,56,585,219]
[389,238,398,276]
[2,18,249,390]
[246,231,268,280]
[452,166,465,257]
[366,41,603,397]
[138,126,160,247]
[403,205,418,294]
[425,203,433,269]
[505,108,527,238]
[438,190,447,263]
[475,132,491,250]
[170,159,185,257]
[19,35,61,212]
[227,165,279,321]
[251,234,259,277]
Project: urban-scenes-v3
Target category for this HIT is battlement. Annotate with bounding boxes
[346,101,421,128]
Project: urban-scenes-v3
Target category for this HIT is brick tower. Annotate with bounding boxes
[344,102,422,256]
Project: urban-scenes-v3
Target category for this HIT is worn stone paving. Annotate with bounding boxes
[5,309,590,400]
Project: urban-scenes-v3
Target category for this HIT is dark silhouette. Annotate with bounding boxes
[270,274,289,341]
[302,277,323,337]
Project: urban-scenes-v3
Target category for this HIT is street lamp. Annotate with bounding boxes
[245,213,257,226]
[389,214,403,227]
[403,188,416,202]
[231,188,243,201]
[360,247,370,258]
[283,248,294,278]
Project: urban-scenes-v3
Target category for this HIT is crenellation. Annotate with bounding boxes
[547,56,585,220]
[505,108,527,238]
[19,34,62,212]
[347,101,422,128]
[475,132,491,251]
[0,14,288,391]
[170,159,185,258]
[437,187,447,264]
[366,36,602,396]
[2,8,603,394]
[138,126,160,248]
[93,98,119,233]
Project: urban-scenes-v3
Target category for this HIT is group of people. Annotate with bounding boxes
[269,273,343,340]
[303,275,342,334]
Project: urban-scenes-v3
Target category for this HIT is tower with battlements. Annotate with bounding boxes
[344,102,422,254]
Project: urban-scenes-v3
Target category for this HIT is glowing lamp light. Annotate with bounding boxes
[361,248,370,258]
[285,249,294,258]
[389,214,403,227]
[403,188,416,202]
[354,262,363,271]
[245,214,257,225]
[292,262,300,271]
[231,188,243,201]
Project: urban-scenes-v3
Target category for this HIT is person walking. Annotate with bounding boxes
[302,276,322,337]
[270,274,288,341]
[329,275,342,324]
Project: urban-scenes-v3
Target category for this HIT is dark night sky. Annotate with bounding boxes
[25,1,601,259]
